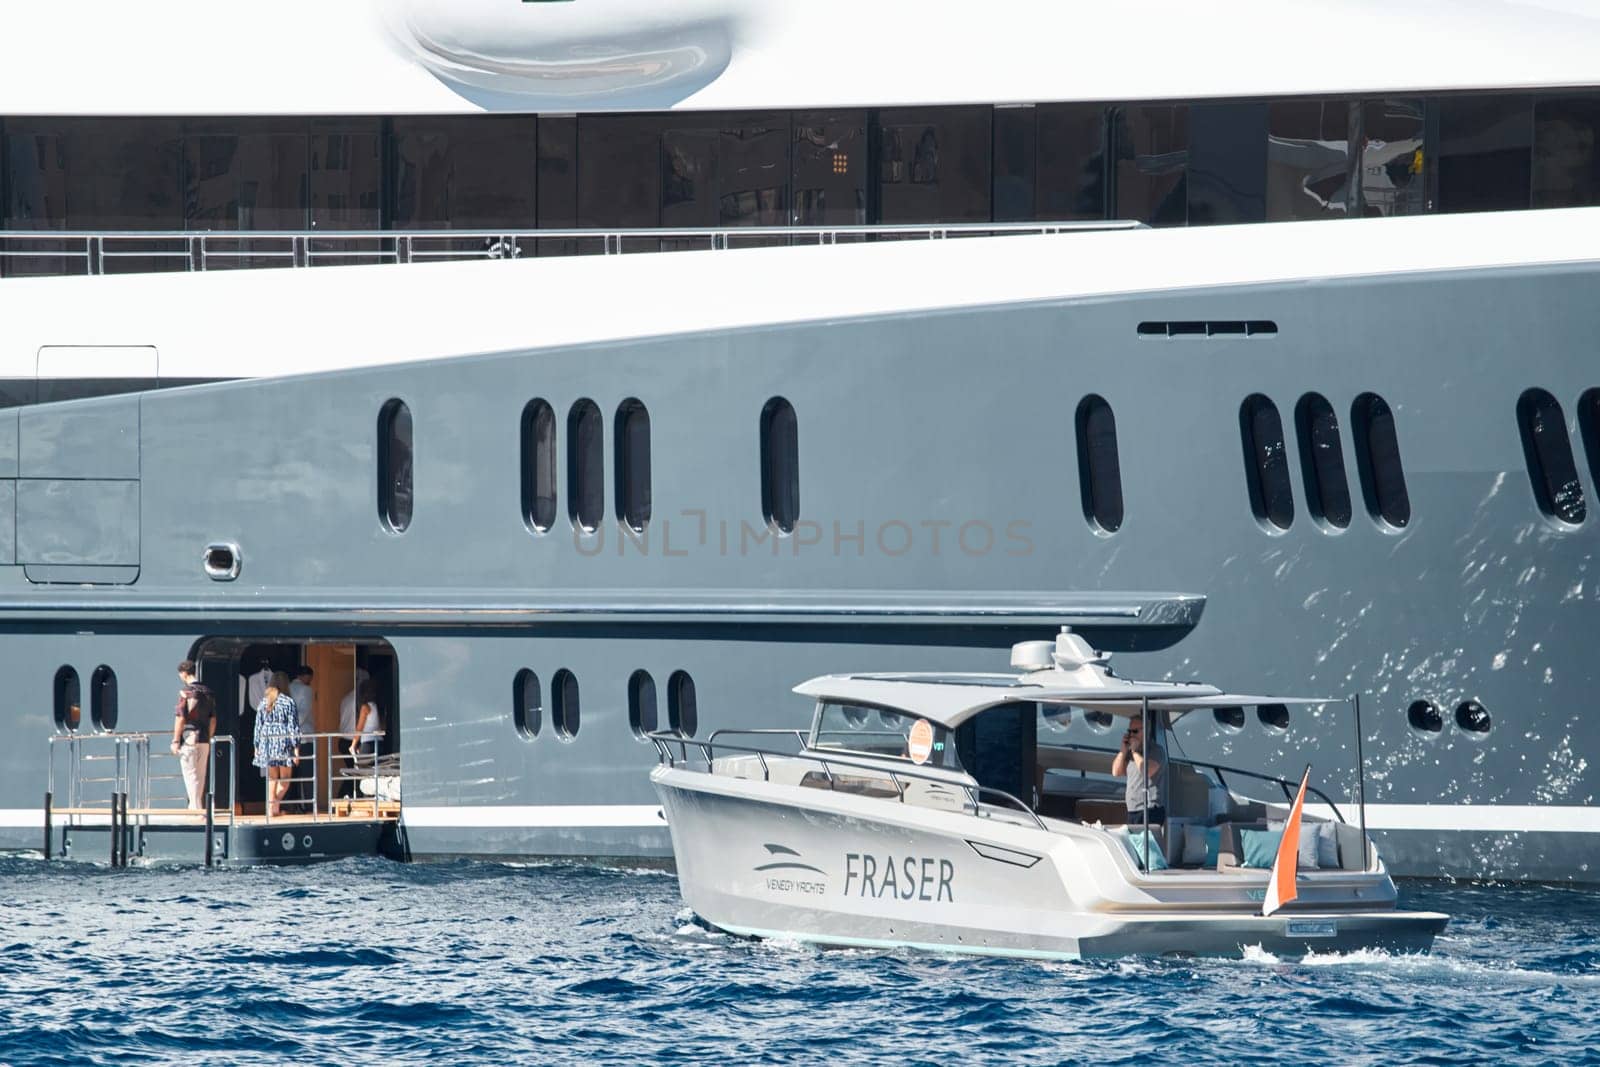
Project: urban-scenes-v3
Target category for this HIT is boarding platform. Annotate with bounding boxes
[43,731,404,866]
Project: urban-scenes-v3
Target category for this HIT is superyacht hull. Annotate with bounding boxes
[0,214,1594,879]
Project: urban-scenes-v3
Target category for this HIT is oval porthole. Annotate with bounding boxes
[1075,395,1124,534]
[521,399,557,534]
[1407,699,1443,734]
[667,670,698,738]
[567,400,604,533]
[1084,709,1115,731]
[377,398,414,534]
[1213,706,1245,730]
[1516,388,1586,526]
[1256,703,1290,730]
[90,665,118,732]
[628,669,658,739]
[1455,699,1492,734]
[512,669,541,740]
[1240,394,1295,531]
[1294,392,1352,530]
[760,397,800,534]
[1040,704,1072,733]
[551,669,580,739]
[53,666,81,734]
[1351,392,1410,530]
[614,398,652,534]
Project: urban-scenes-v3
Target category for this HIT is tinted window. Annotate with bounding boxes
[1295,393,1352,529]
[53,666,80,733]
[1257,704,1289,730]
[90,665,117,732]
[813,702,961,769]
[310,119,382,230]
[1437,96,1533,213]
[792,111,867,226]
[1036,104,1107,220]
[1187,103,1267,225]
[392,116,537,229]
[521,399,557,533]
[1407,699,1443,734]
[1076,395,1123,533]
[184,118,307,233]
[760,397,800,533]
[668,670,698,738]
[536,116,579,256]
[1109,105,1188,226]
[1355,99,1426,216]
[614,398,651,533]
[875,106,992,223]
[661,116,788,236]
[1213,706,1245,730]
[1455,699,1492,734]
[992,106,1037,222]
[577,115,661,231]
[1240,394,1294,530]
[1579,388,1600,495]
[1516,388,1586,525]
[1267,98,1354,221]
[628,669,657,738]
[513,669,541,739]
[552,669,580,740]
[1533,96,1600,209]
[377,399,414,533]
[1351,393,1410,528]
[567,399,604,532]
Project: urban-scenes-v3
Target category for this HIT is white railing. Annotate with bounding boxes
[0,221,1144,276]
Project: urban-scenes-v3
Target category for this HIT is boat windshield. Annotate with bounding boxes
[812,702,964,771]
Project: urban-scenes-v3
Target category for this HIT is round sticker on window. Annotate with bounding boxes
[907,718,934,765]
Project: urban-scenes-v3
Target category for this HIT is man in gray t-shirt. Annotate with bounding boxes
[1111,717,1165,828]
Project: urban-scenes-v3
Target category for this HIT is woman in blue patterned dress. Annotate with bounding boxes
[254,670,301,817]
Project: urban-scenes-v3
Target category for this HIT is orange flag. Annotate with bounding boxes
[1262,766,1310,917]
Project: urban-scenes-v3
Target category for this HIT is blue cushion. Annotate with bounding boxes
[1240,828,1284,869]
[1204,826,1221,868]
[1124,829,1169,871]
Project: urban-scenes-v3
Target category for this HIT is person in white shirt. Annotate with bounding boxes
[335,668,369,799]
[245,661,272,711]
[289,665,317,811]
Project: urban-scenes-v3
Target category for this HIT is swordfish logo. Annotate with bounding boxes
[755,844,828,895]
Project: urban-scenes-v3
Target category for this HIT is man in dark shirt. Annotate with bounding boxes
[171,659,215,810]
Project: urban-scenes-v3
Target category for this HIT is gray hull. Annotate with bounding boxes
[0,219,1594,879]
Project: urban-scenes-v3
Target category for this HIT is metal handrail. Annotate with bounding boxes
[0,220,1146,277]
[650,730,1048,833]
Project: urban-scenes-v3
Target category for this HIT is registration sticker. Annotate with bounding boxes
[907,719,934,765]
[1286,919,1337,938]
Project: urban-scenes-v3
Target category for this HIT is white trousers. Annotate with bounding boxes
[179,741,210,809]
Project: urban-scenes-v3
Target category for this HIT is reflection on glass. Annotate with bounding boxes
[1356,99,1426,217]
[1534,96,1600,208]
[1110,105,1188,226]
[1438,96,1532,213]
[1268,99,1354,221]
[793,112,866,226]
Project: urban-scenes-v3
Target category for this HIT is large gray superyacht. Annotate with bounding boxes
[0,0,1597,878]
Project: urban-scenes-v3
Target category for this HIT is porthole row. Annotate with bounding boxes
[513,667,697,741]
[51,664,119,734]
[1406,696,1492,736]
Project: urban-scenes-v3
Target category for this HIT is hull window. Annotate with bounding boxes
[1455,700,1492,734]
[1351,393,1411,529]
[1581,388,1600,499]
[1240,394,1295,531]
[1256,703,1289,730]
[1407,699,1443,734]
[1294,393,1353,530]
[521,399,557,534]
[377,399,413,534]
[90,665,117,732]
[668,670,698,738]
[552,669,580,740]
[1212,706,1245,730]
[614,398,652,533]
[53,666,80,733]
[1517,388,1587,525]
[760,397,800,534]
[512,669,541,740]
[628,670,657,738]
[567,400,604,533]
[1075,395,1124,534]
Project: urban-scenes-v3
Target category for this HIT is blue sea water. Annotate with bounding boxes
[0,857,1595,1065]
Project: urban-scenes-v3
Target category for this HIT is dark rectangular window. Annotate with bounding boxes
[1533,95,1600,208]
[1036,104,1107,220]
[792,110,866,227]
[1267,98,1355,221]
[1437,95,1532,213]
[536,115,579,255]
[661,115,788,248]
[185,118,307,233]
[874,106,992,223]
[1109,104,1188,226]
[1187,103,1267,225]
[992,106,1036,222]
[392,115,536,229]
[577,115,662,232]
[614,398,651,533]
[1355,99,1426,216]
[310,118,382,230]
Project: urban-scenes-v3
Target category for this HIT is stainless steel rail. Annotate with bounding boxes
[0,221,1144,276]
[650,729,1048,833]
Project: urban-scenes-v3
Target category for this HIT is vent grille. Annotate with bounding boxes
[1137,320,1278,338]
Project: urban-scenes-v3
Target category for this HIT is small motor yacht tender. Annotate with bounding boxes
[650,629,1448,960]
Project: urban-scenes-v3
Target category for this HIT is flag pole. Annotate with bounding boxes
[1140,695,1150,873]
[1353,693,1369,871]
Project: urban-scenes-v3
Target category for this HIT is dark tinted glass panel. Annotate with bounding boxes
[793,111,866,226]
[1076,395,1123,533]
[577,115,661,231]
[53,665,80,733]
[1579,389,1600,495]
[875,106,992,223]
[1240,394,1294,529]
[392,116,536,229]
[1213,706,1245,730]
[1516,388,1586,524]
[552,669,580,739]
[1187,103,1267,225]
[1109,105,1188,226]
[4,123,68,230]
[521,399,557,533]
[615,398,652,532]
[568,399,604,532]
[1294,392,1352,528]
[1267,98,1354,221]
[1257,703,1289,730]
[185,119,307,231]
[1355,99,1426,216]
[310,120,382,230]
[992,106,1037,222]
[1351,392,1410,528]
[536,116,579,256]
[1534,96,1600,208]
[513,669,541,739]
[1036,104,1106,219]
[760,397,799,533]
[378,399,413,533]
[668,670,698,738]
[1437,96,1532,213]
[90,665,117,732]
[628,670,657,738]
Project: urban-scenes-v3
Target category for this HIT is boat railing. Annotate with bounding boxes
[0,220,1145,277]
[651,729,1047,833]
[1040,740,1349,824]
